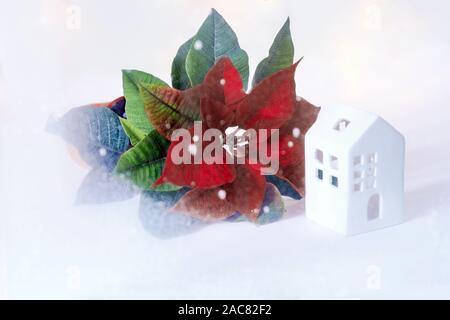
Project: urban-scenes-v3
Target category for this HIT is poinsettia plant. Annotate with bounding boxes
[48,9,320,238]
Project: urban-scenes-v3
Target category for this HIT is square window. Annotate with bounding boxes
[365,178,376,190]
[354,171,363,179]
[316,169,323,180]
[354,182,363,192]
[334,119,350,131]
[367,153,377,164]
[366,165,376,177]
[331,176,339,187]
[353,155,363,166]
[330,155,339,170]
[315,149,323,163]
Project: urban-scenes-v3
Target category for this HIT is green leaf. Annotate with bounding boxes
[185,8,249,89]
[139,84,201,140]
[122,70,169,133]
[252,18,294,87]
[119,117,146,146]
[115,130,181,191]
[171,37,194,90]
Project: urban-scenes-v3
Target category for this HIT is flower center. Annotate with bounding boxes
[223,126,250,158]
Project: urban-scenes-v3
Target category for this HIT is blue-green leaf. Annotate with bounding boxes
[265,175,302,200]
[252,18,294,87]
[76,168,139,204]
[256,183,286,225]
[171,37,194,90]
[139,189,205,238]
[185,9,249,89]
[47,106,129,170]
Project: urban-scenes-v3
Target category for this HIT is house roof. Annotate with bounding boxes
[306,106,398,153]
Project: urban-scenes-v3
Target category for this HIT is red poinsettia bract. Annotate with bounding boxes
[154,57,319,221]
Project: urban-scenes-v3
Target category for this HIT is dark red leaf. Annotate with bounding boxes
[236,61,299,130]
[154,125,236,189]
[172,164,266,221]
[200,57,247,130]
[200,97,236,132]
[91,96,126,117]
[275,97,320,195]
[202,57,246,106]
[141,85,202,140]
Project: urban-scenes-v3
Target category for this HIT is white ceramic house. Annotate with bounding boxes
[305,106,405,236]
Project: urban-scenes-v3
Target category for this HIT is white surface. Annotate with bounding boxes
[305,106,405,235]
[1,0,450,299]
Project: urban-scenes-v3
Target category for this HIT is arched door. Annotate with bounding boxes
[367,194,381,221]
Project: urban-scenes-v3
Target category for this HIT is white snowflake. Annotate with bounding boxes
[217,189,227,200]
[188,144,197,155]
[99,148,107,156]
[193,40,203,50]
[287,141,294,148]
[292,127,301,138]
[220,78,226,86]
[188,144,197,156]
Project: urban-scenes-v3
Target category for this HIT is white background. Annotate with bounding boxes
[1,0,450,299]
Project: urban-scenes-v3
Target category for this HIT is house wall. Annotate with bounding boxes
[305,138,350,234]
[346,120,405,235]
